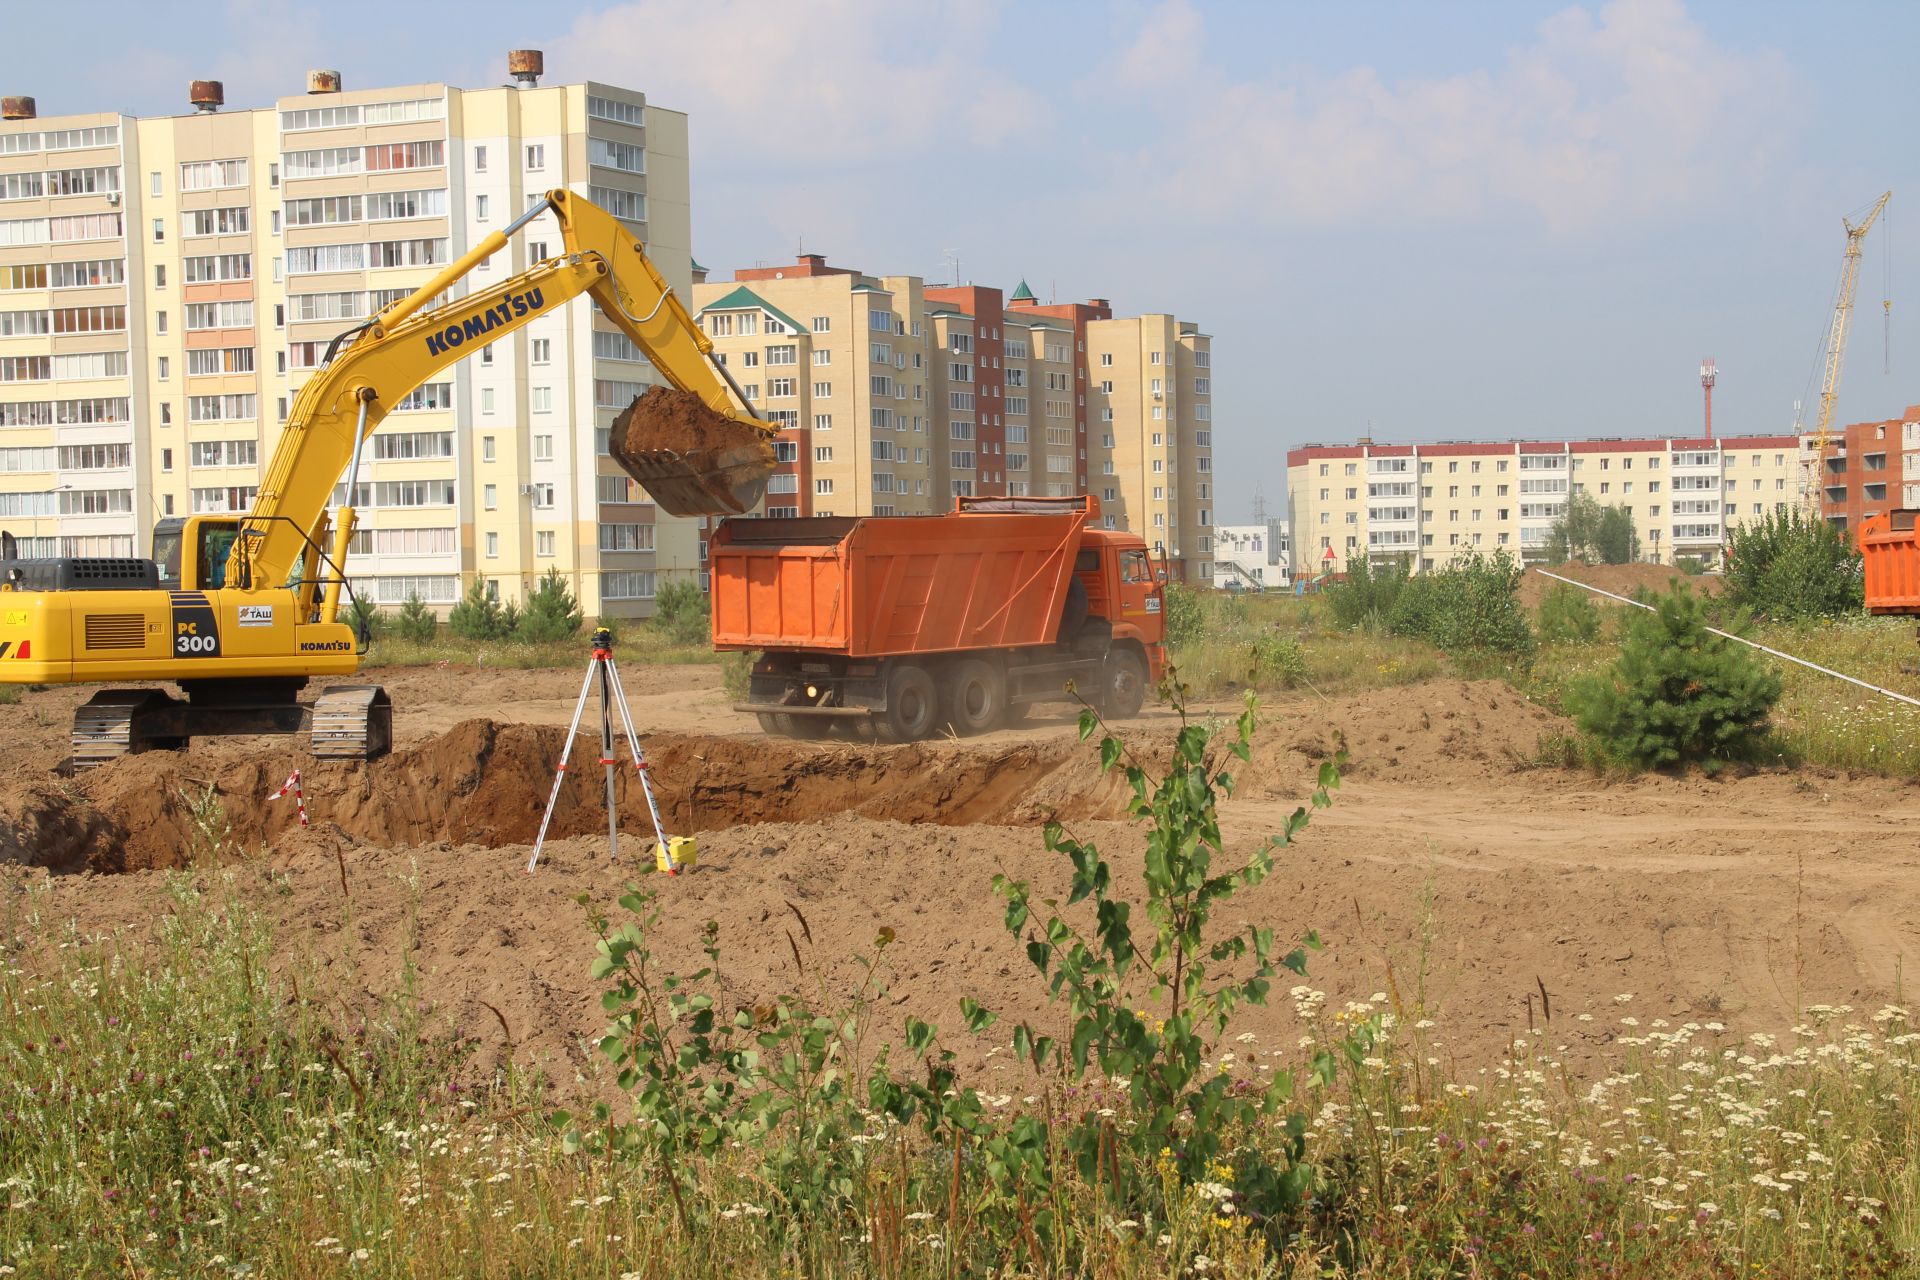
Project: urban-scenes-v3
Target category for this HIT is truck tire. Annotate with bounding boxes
[1100,648,1148,719]
[943,658,1005,735]
[878,662,939,742]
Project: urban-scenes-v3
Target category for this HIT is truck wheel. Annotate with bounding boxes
[878,663,939,742]
[779,713,832,740]
[943,658,1004,735]
[1101,649,1148,719]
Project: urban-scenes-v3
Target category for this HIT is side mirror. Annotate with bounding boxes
[1155,569,1168,583]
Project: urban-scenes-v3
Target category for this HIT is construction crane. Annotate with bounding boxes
[1801,191,1892,514]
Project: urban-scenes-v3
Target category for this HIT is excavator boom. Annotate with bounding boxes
[0,189,776,766]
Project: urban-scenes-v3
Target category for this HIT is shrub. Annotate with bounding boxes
[1535,581,1602,644]
[1162,580,1208,649]
[1325,554,1409,632]
[1250,630,1308,687]
[649,578,710,647]
[1673,554,1710,576]
[392,592,438,642]
[1724,507,1863,621]
[447,577,505,640]
[515,569,584,643]
[347,594,385,642]
[1394,550,1533,656]
[1566,582,1780,771]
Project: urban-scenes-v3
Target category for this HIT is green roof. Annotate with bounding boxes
[698,285,806,337]
[690,258,708,273]
[1010,279,1036,302]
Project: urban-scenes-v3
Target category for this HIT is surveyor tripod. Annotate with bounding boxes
[526,628,679,874]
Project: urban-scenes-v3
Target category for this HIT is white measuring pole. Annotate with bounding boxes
[1533,569,1920,710]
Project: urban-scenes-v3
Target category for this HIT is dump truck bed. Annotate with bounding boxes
[1860,510,1920,614]
[709,497,1091,656]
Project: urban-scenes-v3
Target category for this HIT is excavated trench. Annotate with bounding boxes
[1,719,1135,874]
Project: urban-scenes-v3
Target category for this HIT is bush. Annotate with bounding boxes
[1566,582,1780,771]
[1324,554,1409,632]
[1161,580,1208,649]
[447,577,505,640]
[649,578,710,646]
[346,594,385,642]
[1724,507,1863,621]
[514,569,584,643]
[1250,630,1308,687]
[1535,581,1602,644]
[392,592,438,642]
[1394,549,1533,656]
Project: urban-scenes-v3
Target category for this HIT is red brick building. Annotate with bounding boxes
[1818,404,1920,531]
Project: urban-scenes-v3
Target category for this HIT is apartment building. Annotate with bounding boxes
[1815,404,1919,529]
[692,257,1219,579]
[1286,435,1801,580]
[0,57,698,617]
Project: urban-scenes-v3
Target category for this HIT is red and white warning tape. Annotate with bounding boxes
[270,769,309,827]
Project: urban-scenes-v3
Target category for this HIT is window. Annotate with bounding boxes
[366,141,444,172]
[186,300,254,329]
[473,145,488,172]
[589,139,646,174]
[768,378,795,398]
[527,338,552,365]
[371,431,453,461]
[178,159,248,190]
[283,147,361,178]
[536,531,555,557]
[587,94,646,125]
[484,531,499,559]
[814,446,833,462]
[590,187,646,221]
[185,347,255,376]
[525,143,545,170]
[813,381,831,398]
[813,414,832,431]
[815,478,834,495]
[183,253,251,283]
[369,238,449,268]
[530,483,555,509]
[484,484,498,510]
[187,393,256,423]
[603,571,656,600]
[533,434,554,462]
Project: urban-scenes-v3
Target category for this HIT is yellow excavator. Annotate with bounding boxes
[0,189,774,765]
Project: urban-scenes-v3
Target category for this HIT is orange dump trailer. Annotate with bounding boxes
[709,495,1166,740]
[1860,511,1920,614]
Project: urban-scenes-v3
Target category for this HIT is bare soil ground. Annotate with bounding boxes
[5,665,1917,1090]
[1518,560,1723,609]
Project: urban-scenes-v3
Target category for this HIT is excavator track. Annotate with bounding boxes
[310,685,393,760]
[70,689,185,769]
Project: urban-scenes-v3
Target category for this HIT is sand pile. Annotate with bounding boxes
[1519,561,1721,610]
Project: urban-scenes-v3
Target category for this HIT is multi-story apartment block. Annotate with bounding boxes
[1286,435,1801,580]
[0,57,698,617]
[1815,404,1919,530]
[692,257,1219,580]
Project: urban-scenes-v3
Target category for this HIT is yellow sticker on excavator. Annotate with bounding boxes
[2,611,24,627]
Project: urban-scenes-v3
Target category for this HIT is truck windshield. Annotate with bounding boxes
[1120,549,1153,583]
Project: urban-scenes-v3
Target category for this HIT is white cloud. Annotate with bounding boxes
[1091,0,1797,233]
[549,0,1043,168]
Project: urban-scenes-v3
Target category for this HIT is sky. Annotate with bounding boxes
[15,0,1920,522]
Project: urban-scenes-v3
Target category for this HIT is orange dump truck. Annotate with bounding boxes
[1859,511,1920,614]
[709,495,1166,740]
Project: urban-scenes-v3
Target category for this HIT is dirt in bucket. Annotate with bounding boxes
[611,386,766,458]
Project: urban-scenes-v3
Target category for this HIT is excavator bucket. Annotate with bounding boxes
[608,387,778,517]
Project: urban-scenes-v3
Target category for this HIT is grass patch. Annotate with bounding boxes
[364,631,719,670]
[1527,611,1920,775]
[1170,592,1445,698]
[5,873,1915,1277]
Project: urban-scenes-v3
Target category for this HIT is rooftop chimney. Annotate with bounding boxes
[1,96,34,121]
[189,80,224,113]
[799,253,826,268]
[307,69,342,94]
[507,49,544,88]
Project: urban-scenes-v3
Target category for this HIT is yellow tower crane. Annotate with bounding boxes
[1802,190,1891,514]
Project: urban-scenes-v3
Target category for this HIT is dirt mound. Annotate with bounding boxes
[1519,561,1722,610]
[1249,680,1564,784]
[7,720,1136,874]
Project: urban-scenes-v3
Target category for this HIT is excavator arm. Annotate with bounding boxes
[234,188,773,616]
